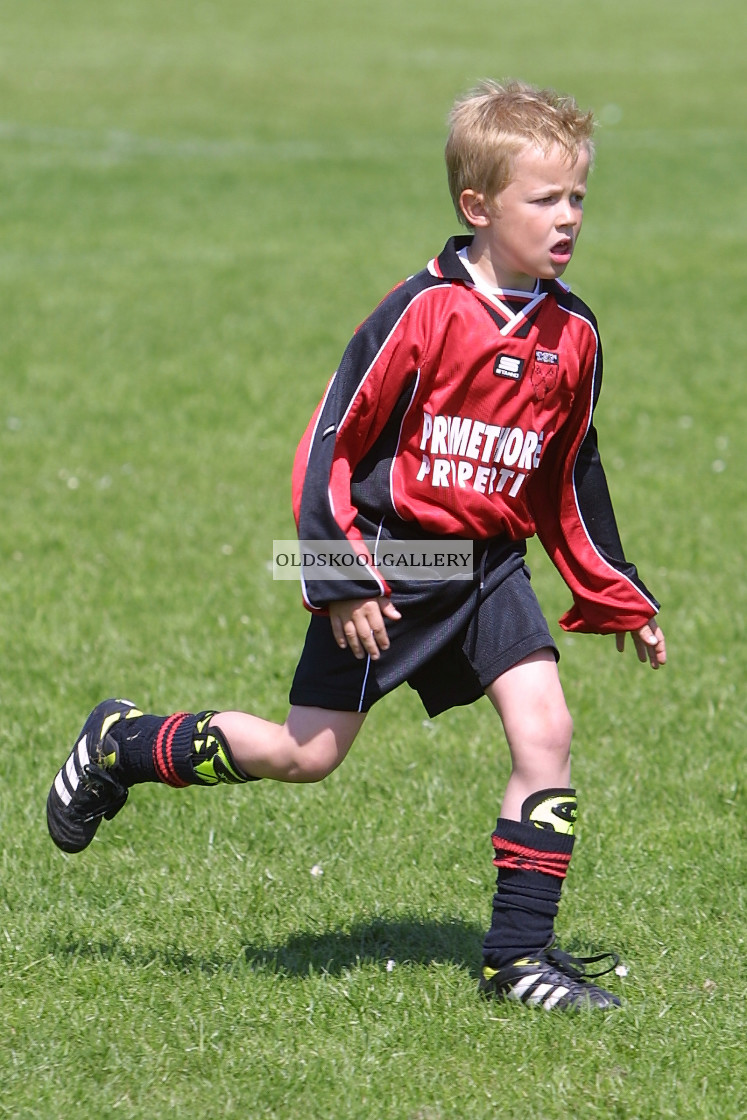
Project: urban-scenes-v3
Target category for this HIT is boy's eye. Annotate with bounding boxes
[533,192,586,205]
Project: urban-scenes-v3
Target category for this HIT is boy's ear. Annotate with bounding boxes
[459,189,491,228]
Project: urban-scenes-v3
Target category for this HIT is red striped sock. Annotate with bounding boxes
[152,713,193,788]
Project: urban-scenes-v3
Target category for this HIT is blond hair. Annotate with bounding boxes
[445,79,595,228]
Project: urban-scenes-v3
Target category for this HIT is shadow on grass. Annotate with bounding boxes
[248,916,484,977]
[45,915,484,979]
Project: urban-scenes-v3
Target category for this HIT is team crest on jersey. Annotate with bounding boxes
[494,354,525,381]
[531,349,559,401]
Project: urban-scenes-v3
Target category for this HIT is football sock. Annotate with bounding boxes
[109,713,165,784]
[110,711,257,787]
[482,787,577,969]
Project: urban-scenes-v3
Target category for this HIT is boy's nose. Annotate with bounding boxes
[556,203,578,230]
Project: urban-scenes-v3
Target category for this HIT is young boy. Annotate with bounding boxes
[47,79,666,1011]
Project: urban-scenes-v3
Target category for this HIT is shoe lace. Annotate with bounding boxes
[544,945,620,982]
[74,763,128,824]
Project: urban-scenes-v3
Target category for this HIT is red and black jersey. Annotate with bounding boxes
[292,236,659,634]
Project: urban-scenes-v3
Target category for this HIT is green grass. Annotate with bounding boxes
[1,0,746,1117]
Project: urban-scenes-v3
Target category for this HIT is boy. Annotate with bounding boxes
[47,80,666,1011]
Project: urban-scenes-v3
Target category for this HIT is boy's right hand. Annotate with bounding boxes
[329,597,402,661]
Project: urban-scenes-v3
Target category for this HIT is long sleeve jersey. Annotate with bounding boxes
[292,236,659,634]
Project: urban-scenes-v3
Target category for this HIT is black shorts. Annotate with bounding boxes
[289,540,558,717]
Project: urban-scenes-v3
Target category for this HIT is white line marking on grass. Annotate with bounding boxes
[0,120,437,163]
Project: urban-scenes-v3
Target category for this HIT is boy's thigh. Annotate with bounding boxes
[289,615,375,713]
[410,564,558,717]
[289,561,556,719]
[284,703,366,750]
[468,564,558,687]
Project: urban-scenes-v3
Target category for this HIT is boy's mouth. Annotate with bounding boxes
[550,238,573,264]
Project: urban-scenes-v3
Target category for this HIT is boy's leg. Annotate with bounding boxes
[210,706,364,784]
[483,649,573,963]
[47,699,364,854]
[480,650,620,1009]
[487,648,572,822]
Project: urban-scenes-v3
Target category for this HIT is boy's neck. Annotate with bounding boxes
[460,240,539,296]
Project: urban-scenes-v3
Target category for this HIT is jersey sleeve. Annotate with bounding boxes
[530,331,660,634]
[291,282,428,611]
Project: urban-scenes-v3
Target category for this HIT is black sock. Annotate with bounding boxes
[110,711,256,787]
[482,789,576,968]
[109,714,167,785]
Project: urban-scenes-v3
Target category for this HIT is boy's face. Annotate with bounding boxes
[465,142,591,291]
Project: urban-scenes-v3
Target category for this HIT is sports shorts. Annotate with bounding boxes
[289,538,558,717]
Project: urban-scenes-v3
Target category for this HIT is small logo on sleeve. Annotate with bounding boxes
[494,355,525,381]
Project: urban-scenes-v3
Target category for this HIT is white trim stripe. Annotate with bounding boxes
[526,982,554,1007]
[77,737,90,769]
[508,973,543,1000]
[498,292,547,336]
[543,986,570,1010]
[388,367,421,518]
[354,519,385,712]
[357,655,372,713]
[54,771,72,806]
[303,285,449,611]
[565,305,660,615]
[335,286,448,436]
[55,735,91,808]
[304,373,338,471]
[65,755,79,791]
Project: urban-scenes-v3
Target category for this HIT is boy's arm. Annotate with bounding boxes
[571,423,666,666]
[531,330,661,638]
[292,280,428,612]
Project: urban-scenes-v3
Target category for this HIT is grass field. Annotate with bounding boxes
[1,1,746,1117]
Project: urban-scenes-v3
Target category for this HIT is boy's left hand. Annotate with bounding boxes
[616,619,666,669]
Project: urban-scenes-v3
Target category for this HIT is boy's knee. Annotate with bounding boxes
[282,706,362,783]
[287,740,345,783]
[554,706,574,750]
[524,702,573,758]
[294,756,336,783]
